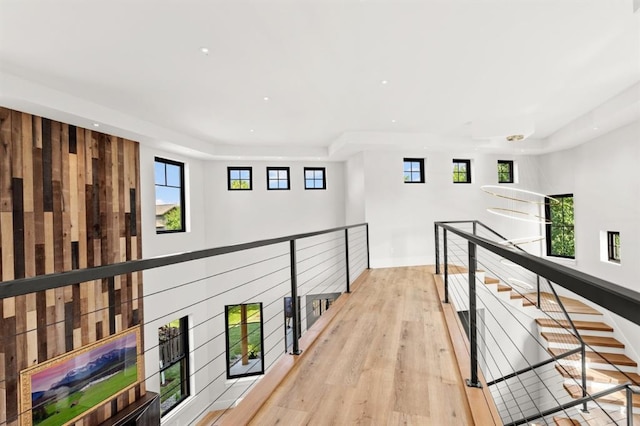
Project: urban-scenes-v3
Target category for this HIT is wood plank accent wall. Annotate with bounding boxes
[0,107,144,426]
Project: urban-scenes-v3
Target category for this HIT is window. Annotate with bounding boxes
[228,167,252,190]
[267,167,290,190]
[159,317,189,416]
[545,194,575,258]
[225,303,264,378]
[403,158,425,183]
[498,160,514,183]
[304,167,326,190]
[155,158,186,233]
[453,159,471,183]
[608,231,620,263]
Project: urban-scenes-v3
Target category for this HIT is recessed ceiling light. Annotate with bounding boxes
[93,123,100,127]
[263,96,270,101]
[200,47,209,54]
[249,129,254,133]
[593,126,599,130]
[381,80,388,85]
[391,119,396,123]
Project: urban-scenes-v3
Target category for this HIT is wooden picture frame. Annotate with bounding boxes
[19,326,142,426]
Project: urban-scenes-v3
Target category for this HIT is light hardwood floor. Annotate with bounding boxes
[247,266,476,425]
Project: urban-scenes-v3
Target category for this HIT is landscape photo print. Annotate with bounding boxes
[19,326,142,426]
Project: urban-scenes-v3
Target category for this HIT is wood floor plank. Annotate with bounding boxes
[221,267,476,425]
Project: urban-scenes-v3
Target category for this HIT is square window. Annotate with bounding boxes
[498,160,514,184]
[226,303,264,379]
[403,158,425,183]
[545,194,575,258]
[228,167,252,190]
[267,167,290,190]
[453,159,471,183]
[607,231,620,263]
[304,167,326,190]
[159,317,190,416]
[155,158,186,233]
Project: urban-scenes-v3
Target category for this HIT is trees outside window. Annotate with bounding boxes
[159,317,189,416]
[403,158,425,183]
[453,159,471,183]
[498,160,514,183]
[228,167,252,190]
[155,158,186,233]
[225,303,264,378]
[545,194,575,258]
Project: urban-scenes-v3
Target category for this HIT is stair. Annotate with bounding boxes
[541,332,624,349]
[564,383,640,408]
[555,365,640,385]
[535,318,613,333]
[579,407,640,425]
[553,417,580,426]
[548,347,637,368]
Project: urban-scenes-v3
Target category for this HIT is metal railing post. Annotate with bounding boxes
[435,223,440,274]
[581,343,588,412]
[365,224,370,269]
[536,275,541,309]
[467,241,482,388]
[626,386,633,426]
[443,228,449,304]
[472,221,477,235]
[345,229,351,293]
[290,240,302,355]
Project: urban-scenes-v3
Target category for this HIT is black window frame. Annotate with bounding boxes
[158,316,190,417]
[545,194,575,259]
[225,303,265,379]
[403,158,425,183]
[228,167,253,191]
[498,160,514,184]
[607,231,620,263]
[304,167,326,190]
[266,167,291,191]
[452,159,472,184]
[155,157,186,234]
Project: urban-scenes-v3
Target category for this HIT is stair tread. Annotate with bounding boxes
[553,417,580,426]
[496,284,511,292]
[564,383,640,407]
[555,365,640,385]
[530,292,602,315]
[484,276,500,284]
[510,292,524,299]
[541,332,625,348]
[580,408,640,425]
[536,318,613,332]
[549,347,637,367]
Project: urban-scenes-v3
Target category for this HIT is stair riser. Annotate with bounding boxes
[542,313,604,323]
[537,327,615,338]
[555,359,637,373]
[544,342,626,355]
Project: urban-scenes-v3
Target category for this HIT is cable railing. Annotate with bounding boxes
[435,220,640,426]
[0,223,369,426]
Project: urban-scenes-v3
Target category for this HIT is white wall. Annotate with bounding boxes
[345,152,366,224]
[204,160,345,245]
[139,152,349,424]
[358,149,541,267]
[536,120,640,366]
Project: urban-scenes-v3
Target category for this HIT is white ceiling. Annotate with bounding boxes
[1,0,639,160]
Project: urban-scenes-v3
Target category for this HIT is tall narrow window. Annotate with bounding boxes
[545,194,575,258]
[498,160,514,183]
[155,158,186,233]
[403,158,425,183]
[228,167,252,190]
[159,317,190,416]
[453,159,472,183]
[607,231,620,263]
[267,167,290,190]
[304,167,326,190]
[226,303,264,378]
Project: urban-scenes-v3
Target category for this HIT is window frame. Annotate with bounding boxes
[545,194,575,259]
[304,167,327,190]
[452,159,472,184]
[607,231,620,263]
[225,303,265,379]
[155,157,186,234]
[403,158,425,184]
[158,316,190,417]
[266,167,291,191]
[497,160,514,184]
[228,166,253,191]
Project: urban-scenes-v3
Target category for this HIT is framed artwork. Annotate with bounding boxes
[19,326,142,426]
